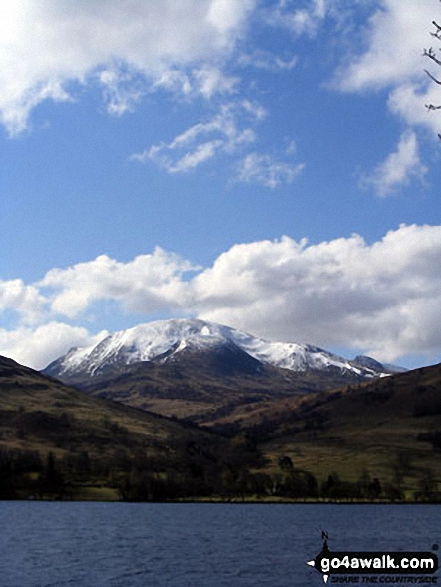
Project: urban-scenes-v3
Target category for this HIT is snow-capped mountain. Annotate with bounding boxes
[44,318,387,379]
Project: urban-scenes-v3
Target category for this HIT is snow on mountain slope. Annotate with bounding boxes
[44,318,387,379]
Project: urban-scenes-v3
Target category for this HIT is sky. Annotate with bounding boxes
[1,0,441,371]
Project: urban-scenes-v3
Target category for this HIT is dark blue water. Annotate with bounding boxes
[0,503,439,587]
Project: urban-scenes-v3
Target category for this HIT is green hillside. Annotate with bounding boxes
[2,354,441,502]
[243,363,441,500]
[0,356,256,501]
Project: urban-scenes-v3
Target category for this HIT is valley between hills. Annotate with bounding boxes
[1,319,440,503]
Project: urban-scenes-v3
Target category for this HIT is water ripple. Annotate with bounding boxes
[0,503,439,587]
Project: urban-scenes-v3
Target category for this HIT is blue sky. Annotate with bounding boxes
[0,0,441,370]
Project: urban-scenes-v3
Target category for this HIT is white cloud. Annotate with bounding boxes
[40,248,197,318]
[168,140,223,172]
[193,67,238,99]
[238,49,298,72]
[388,82,441,134]
[0,279,45,323]
[360,130,428,196]
[2,225,441,368]
[191,224,441,363]
[152,66,238,100]
[131,102,259,173]
[266,0,328,36]
[240,100,267,121]
[236,152,305,188]
[98,68,144,116]
[260,0,440,144]
[333,0,441,138]
[336,0,434,92]
[0,323,108,372]
[0,0,255,135]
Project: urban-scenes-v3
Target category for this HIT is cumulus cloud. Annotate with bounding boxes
[192,224,441,363]
[260,0,439,146]
[131,102,260,173]
[336,0,433,92]
[2,225,441,368]
[333,0,440,139]
[0,279,45,323]
[40,248,197,318]
[360,130,428,196]
[388,82,441,135]
[0,322,107,371]
[0,0,255,135]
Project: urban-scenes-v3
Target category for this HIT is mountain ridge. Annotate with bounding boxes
[42,318,396,423]
[44,317,390,379]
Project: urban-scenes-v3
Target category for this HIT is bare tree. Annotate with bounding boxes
[424,6,441,137]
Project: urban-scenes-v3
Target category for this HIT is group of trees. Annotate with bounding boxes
[119,453,440,502]
[275,457,383,501]
[273,456,440,502]
[0,449,64,499]
[0,432,265,501]
[1,445,438,502]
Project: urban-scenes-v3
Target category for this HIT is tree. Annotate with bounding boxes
[424,5,441,137]
[416,468,438,501]
[0,452,16,499]
[278,455,294,473]
[38,452,65,498]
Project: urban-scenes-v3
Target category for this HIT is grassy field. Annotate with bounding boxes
[251,364,441,499]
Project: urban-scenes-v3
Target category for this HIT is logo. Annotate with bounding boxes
[307,532,439,584]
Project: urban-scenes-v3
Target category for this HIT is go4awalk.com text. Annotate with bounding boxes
[307,533,438,585]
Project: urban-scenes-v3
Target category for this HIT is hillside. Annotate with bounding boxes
[233,362,441,499]
[0,355,250,500]
[0,355,193,458]
[2,354,441,501]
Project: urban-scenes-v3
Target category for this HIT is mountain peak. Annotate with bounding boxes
[43,318,387,380]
